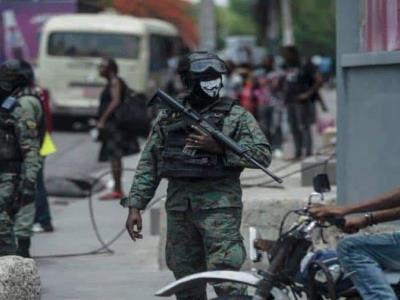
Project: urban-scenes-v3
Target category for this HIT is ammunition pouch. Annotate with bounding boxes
[158,147,242,179]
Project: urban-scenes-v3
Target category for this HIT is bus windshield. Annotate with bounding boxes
[48,32,140,59]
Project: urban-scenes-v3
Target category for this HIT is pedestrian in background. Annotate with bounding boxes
[0,59,42,257]
[32,87,54,233]
[282,46,323,160]
[13,61,49,256]
[305,57,329,125]
[267,64,285,158]
[221,60,242,99]
[239,69,257,116]
[97,57,140,200]
[253,75,273,139]
[254,55,284,158]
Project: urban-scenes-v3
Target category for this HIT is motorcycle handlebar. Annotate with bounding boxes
[325,216,346,229]
[299,205,346,229]
[298,209,346,229]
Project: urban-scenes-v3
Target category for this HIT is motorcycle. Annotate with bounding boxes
[155,174,400,299]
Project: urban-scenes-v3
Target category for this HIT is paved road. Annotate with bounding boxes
[36,127,172,300]
[34,190,173,300]
[45,131,106,179]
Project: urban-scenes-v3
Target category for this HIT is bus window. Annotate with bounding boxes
[48,32,141,59]
[149,35,176,71]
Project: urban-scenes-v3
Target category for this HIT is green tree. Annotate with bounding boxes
[229,0,254,16]
[217,6,257,36]
[292,0,336,57]
[216,0,257,48]
[216,0,335,57]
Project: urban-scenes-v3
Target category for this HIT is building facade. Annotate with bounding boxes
[337,0,400,204]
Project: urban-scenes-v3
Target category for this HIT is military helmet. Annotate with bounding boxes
[178,51,228,75]
[0,59,34,93]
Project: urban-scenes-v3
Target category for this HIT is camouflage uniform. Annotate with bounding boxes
[0,95,42,256]
[14,93,43,240]
[122,101,271,299]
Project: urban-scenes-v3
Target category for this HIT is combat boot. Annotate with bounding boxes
[16,237,31,258]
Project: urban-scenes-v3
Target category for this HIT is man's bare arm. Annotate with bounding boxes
[98,77,121,126]
[297,72,324,102]
[368,206,400,224]
[343,188,400,215]
[308,72,324,97]
[310,187,400,219]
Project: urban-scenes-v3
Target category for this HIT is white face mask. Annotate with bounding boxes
[199,77,222,98]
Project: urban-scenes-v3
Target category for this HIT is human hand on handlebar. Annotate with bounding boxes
[342,216,369,234]
[309,204,346,220]
[310,205,369,233]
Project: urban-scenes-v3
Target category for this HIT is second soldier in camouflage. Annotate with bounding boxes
[0,60,42,257]
[122,52,271,300]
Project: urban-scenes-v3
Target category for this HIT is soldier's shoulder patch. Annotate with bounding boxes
[1,96,18,111]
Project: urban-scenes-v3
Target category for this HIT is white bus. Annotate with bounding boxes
[37,13,180,118]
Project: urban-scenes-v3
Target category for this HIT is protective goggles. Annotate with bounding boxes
[189,58,227,74]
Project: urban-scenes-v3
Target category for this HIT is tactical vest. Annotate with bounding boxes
[0,97,22,172]
[157,97,243,179]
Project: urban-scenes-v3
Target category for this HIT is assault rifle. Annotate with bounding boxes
[149,90,283,184]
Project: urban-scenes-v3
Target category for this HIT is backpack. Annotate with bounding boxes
[114,85,151,137]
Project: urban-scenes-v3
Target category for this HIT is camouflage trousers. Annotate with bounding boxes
[14,202,36,238]
[0,174,36,256]
[0,175,17,256]
[166,207,247,300]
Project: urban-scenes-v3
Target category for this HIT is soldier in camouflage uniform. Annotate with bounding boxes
[0,60,42,256]
[122,52,271,299]
[13,62,46,257]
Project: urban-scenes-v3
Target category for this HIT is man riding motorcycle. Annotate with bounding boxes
[310,188,400,300]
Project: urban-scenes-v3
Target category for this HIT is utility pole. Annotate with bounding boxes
[267,0,280,54]
[199,0,217,51]
[280,0,294,46]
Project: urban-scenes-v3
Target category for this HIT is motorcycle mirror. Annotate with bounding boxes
[313,174,331,194]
